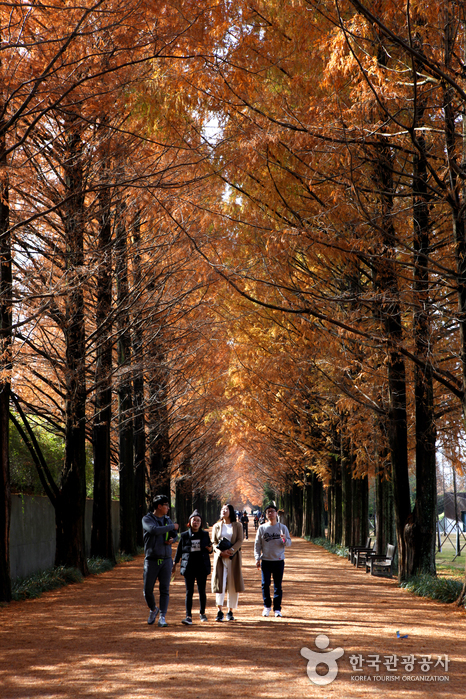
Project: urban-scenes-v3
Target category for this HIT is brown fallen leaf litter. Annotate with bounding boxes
[1,537,465,699]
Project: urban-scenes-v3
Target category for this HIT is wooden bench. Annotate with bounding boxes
[365,544,396,578]
[347,537,372,564]
[354,543,376,568]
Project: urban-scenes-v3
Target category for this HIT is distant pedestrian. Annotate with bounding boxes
[240,511,249,540]
[254,503,291,618]
[142,494,179,628]
[173,510,213,625]
[254,514,259,531]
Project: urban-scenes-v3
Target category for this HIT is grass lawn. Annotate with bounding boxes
[436,537,466,578]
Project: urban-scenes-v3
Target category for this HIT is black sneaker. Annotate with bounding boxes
[200,613,208,622]
[181,616,193,625]
[226,611,235,621]
[215,610,224,622]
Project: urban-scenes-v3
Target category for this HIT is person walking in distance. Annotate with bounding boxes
[211,504,244,621]
[142,494,179,628]
[240,510,249,540]
[254,503,291,618]
[173,509,213,625]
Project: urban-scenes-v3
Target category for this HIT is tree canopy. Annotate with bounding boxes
[2,0,466,600]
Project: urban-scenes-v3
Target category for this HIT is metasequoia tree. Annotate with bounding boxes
[0,30,12,601]
[165,0,466,578]
[0,0,123,594]
[1,0,227,599]
[90,118,114,561]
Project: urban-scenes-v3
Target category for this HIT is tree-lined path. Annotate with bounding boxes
[1,538,465,698]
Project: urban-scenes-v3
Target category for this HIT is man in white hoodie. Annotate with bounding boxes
[254,503,292,617]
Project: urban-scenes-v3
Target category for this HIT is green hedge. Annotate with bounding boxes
[11,554,136,601]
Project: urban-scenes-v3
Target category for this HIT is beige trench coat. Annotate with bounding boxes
[211,521,245,594]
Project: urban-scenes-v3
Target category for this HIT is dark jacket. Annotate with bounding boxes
[142,512,179,560]
[174,529,212,576]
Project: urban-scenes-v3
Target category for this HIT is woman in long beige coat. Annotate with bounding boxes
[211,504,244,621]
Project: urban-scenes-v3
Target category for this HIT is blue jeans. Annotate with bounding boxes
[143,557,173,615]
[261,559,285,611]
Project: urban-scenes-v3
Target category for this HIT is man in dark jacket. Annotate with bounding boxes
[142,494,179,627]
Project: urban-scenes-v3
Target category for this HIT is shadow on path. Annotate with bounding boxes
[1,537,465,698]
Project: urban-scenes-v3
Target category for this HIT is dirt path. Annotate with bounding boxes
[1,536,465,698]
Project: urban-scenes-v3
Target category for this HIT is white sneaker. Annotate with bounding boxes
[158,614,168,627]
[262,607,271,617]
[274,610,282,617]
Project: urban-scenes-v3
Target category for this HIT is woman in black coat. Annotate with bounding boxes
[173,509,212,624]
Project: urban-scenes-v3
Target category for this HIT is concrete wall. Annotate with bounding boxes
[10,494,120,580]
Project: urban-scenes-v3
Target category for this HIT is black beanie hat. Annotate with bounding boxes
[188,509,203,524]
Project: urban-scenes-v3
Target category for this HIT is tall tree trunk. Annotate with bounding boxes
[175,478,192,533]
[443,10,466,429]
[372,130,411,579]
[376,449,395,557]
[302,468,313,538]
[340,426,353,547]
[147,353,171,497]
[352,475,369,547]
[91,150,114,561]
[56,115,88,574]
[404,59,437,574]
[175,444,193,531]
[281,487,292,532]
[192,490,205,516]
[329,441,342,545]
[291,480,303,536]
[116,204,136,555]
[0,70,12,601]
[311,472,324,538]
[131,213,147,545]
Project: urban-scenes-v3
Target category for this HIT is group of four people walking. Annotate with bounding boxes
[142,496,291,626]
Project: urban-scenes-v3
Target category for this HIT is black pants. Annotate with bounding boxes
[184,567,208,616]
[242,523,248,539]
